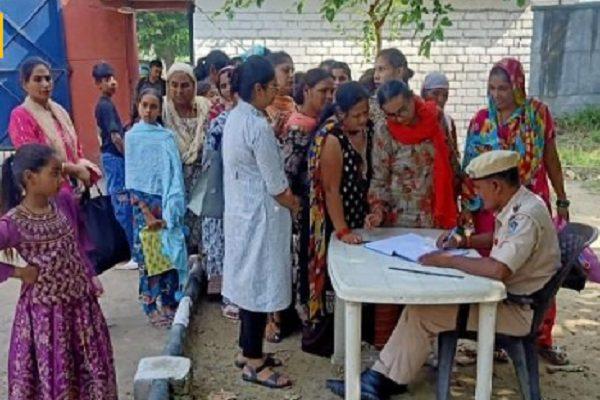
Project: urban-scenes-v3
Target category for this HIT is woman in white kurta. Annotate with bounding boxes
[222,55,300,389]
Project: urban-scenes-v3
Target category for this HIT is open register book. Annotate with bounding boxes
[364,233,467,262]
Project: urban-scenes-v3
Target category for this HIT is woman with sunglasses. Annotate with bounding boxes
[364,79,458,347]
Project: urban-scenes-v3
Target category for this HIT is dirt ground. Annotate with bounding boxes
[186,180,600,400]
[0,268,169,399]
[0,181,597,399]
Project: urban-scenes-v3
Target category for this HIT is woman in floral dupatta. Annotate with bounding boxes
[280,69,334,338]
[364,79,458,348]
[304,82,373,357]
[461,57,569,365]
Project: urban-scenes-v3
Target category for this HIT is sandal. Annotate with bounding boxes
[242,363,292,389]
[148,311,172,329]
[234,353,283,369]
[539,345,569,366]
[222,303,240,320]
[265,314,282,343]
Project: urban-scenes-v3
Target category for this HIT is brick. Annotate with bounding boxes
[134,356,191,400]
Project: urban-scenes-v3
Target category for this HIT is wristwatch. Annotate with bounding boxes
[556,199,570,209]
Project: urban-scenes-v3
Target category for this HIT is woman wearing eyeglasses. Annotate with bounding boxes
[364,79,458,347]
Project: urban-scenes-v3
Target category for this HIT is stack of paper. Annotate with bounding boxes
[364,233,465,262]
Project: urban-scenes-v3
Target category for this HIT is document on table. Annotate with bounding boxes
[364,233,467,262]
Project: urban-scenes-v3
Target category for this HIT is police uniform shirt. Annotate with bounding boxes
[490,186,561,296]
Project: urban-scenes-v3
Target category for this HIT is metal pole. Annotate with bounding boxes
[188,1,195,65]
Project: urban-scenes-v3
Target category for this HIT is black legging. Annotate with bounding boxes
[239,309,268,359]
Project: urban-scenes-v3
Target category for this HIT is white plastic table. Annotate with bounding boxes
[328,228,506,400]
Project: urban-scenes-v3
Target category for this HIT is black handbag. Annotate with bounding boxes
[80,187,131,275]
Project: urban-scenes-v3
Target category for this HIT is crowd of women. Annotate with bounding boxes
[0,43,571,395]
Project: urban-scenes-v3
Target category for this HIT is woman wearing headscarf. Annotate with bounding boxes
[462,57,569,365]
[162,62,211,255]
[421,71,461,193]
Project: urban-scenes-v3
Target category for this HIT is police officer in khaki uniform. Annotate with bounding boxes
[327,150,561,400]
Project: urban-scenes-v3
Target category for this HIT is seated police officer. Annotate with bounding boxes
[327,150,561,400]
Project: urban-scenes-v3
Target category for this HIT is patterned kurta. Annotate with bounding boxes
[131,190,180,315]
[0,194,116,399]
[201,111,229,294]
[166,116,204,255]
[281,116,315,322]
[369,120,436,229]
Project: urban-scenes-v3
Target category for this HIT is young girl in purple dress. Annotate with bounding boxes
[0,144,116,399]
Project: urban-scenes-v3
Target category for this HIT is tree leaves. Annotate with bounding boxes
[215,0,526,59]
[136,12,189,68]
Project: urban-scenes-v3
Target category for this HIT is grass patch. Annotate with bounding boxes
[556,106,600,169]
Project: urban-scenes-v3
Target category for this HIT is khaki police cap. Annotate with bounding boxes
[466,150,520,180]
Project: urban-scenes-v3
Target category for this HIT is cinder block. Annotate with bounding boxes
[134,356,192,400]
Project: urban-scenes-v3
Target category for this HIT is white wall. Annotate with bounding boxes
[194,0,535,146]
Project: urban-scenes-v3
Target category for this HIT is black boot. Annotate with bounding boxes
[326,369,407,400]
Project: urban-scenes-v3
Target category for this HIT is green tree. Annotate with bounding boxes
[217,0,526,58]
[136,11,189,68]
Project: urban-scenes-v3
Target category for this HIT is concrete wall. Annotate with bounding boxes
[61,0,139,162]
[530,2,600,116]
[193,0,536,145]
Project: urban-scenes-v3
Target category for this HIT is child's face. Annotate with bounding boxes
[203,85,220,106]
[138,94,161,123]
[24,157,62,198]
[97,75,118,96]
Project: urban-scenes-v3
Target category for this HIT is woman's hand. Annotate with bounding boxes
[147,219,166,231]
[91,276,104,297]
[364,210,384,230]
[77,159,102,183]
[67,163,91,187]
[14,265,38,284]
[340,231,362,245]
[556,205,569,222]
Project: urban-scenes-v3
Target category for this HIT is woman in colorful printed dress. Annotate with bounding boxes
[0,144,116,399]
[162,62,211,256]
[364,79,458,348]
[461,57,569,365]
[197,65,238,318]
[282,68,335,333]
[126,89,188,328]
[265,51,296,137]
[304,81,373,357]
[8,57,101,190]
